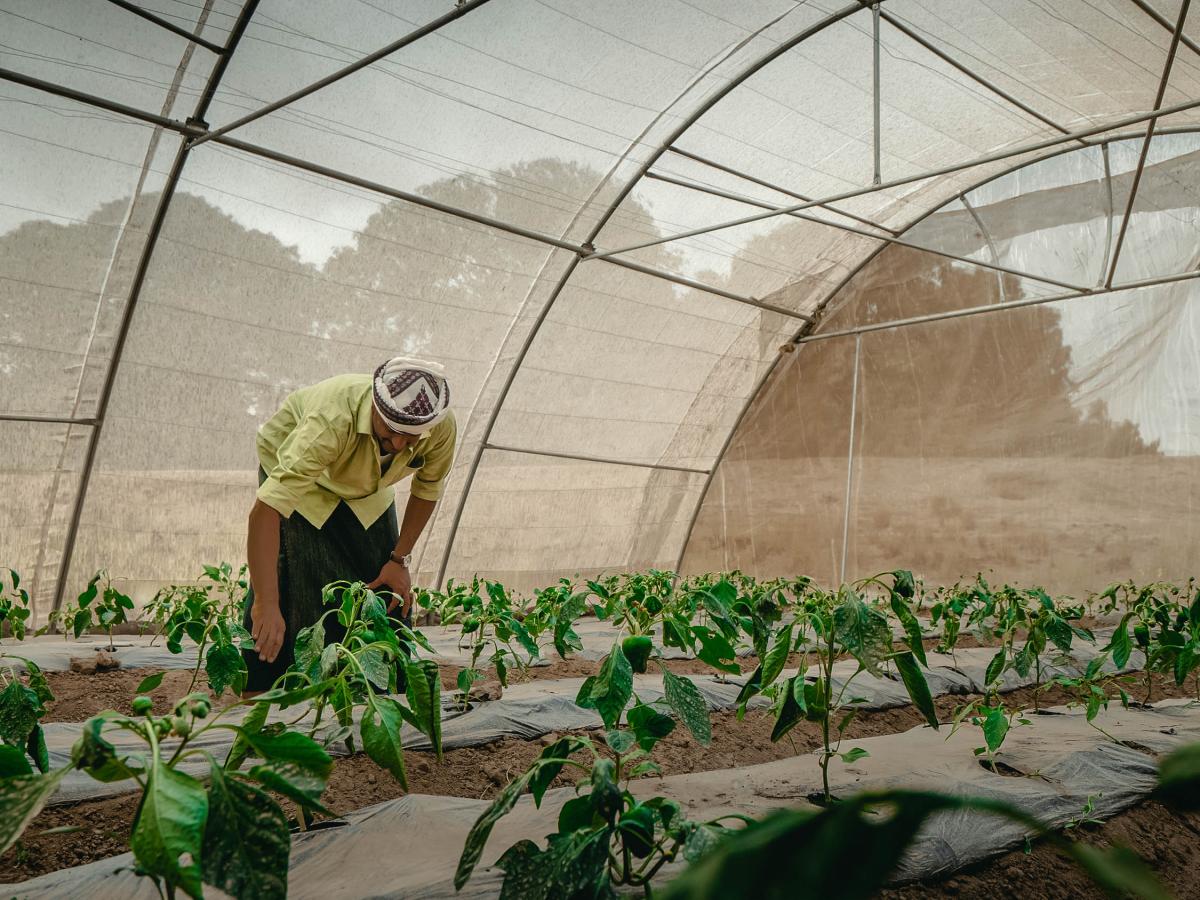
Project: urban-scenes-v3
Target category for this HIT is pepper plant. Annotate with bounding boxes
[1052,654,1135,743]
[1,687,334,900]
[416,576,538,704]
[0,568,32,644]
[265,580,443,783]
[143,563,255,698]
[522,577,591,660]
[456,641,733,899]
[47,569,135,650]
[1100,579,1190,703]
[736,571,938,804]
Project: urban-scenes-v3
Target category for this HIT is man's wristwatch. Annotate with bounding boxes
[389,551,412,568]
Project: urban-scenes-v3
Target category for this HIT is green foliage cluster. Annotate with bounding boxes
[0,568,32,644]
[47,570,135,650]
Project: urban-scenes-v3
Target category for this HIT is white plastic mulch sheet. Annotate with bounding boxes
[10,700,1200,898]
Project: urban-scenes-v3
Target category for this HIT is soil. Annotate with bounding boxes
[877,800,1200,899]
[4,671,1195,886]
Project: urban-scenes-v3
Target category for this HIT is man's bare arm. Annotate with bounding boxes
[247,499,286,664]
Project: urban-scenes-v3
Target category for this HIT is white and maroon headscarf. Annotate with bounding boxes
[372,357,451,435]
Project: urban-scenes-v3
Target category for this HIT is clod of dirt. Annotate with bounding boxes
[467,680,504,702]
[69,650,121,674]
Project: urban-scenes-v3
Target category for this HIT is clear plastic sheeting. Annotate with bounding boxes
[1,0,1199,617]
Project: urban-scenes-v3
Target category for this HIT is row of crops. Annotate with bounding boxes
[2,565,1199,898]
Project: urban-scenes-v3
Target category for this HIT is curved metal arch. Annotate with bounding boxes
[433,0,874,586]
[50,0,262,610]
[671,123,1200,575]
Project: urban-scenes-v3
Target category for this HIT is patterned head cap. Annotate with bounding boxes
[372,357,451,434]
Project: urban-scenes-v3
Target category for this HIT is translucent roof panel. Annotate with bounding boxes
[0,0,222,121]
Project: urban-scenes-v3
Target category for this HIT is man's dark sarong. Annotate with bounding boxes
[242,474,402,693]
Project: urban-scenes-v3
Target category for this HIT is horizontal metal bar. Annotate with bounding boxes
[598,255,813,322]
[800,268,1200,343]
[0,66,195,134]
[589,93,1200,261]
[880,11,1077,139]
[484,443,711,475]
[0,413,99,426]
[101,0,225,54]
[666,147,900,235]
[645,170,1092,293]
[190,0,494,146]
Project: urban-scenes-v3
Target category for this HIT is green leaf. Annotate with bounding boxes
[0,680,41,748]
[0,743,32,777]
[361,696,408,790]
[984,648,1007,687]
[404,659,443,759]
[1108,619,1133,669]
[225,701,269,771]
[247,762,331,814]
[206,641,247,697]
[662,668,711,745]
[889,594,927,667]
[891,570,916,599]
[26,724,49,774]
[359,647,392,692]
[136,671,166,693]
[605,729,636,754]
[761,623,793,687]
[770,676,805,743]
[691,626,741,675]
[834,592,892,675]
[619,803,658,858]
[494,829,611,900]
[130,758,208,899]
[839,747,869,763]
[627,701,676,751]
[1043,614,1073,652]
[1156,743,1200,810]
[239,729,332,778]
[292,619,325,679]
[529,737,589,805]
[982,706,1009,754]
[203,764,290,900]
[581,644,633,730]
[894,652,939,730]
[456,766,538,889]
[0,766,69,856]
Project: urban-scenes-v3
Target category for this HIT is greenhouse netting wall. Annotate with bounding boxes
[3,0,1200,620]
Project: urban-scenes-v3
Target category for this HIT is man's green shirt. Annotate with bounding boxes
[255,373,457,528]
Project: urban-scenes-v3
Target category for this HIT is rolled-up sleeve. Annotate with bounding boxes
[410,415,457,502]
[257,414,344,518]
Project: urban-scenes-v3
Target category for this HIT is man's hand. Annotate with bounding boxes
[250,600,286,663]
[368,560,412,617]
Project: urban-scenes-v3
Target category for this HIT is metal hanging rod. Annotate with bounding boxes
[188,0,495,147]
[644,170,1093,293]
[484,443,711,475]
[585,92,1200,262]
[1105,0,1192,288]
[665,147,899,235]
[0,413,98,426]
[102,0,226,55]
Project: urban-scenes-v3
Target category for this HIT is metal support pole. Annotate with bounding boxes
[484,443,711,475]
[1105,0,1191,287]
[666,147,898,234]
[839,334,862,585]
[872,3,882,185]
[587,93,1200,262]
[52,0,262,611]
[644,170,1092,293]
[0,413,99,426]
[188,0,495,147]
[102,0,225,54]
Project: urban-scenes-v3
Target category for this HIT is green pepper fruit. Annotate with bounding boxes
[131,696,153,716]
[1134,622,1150,648]
[189,698,210,718]
[622,635,653,674]
[171,715,191,737]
